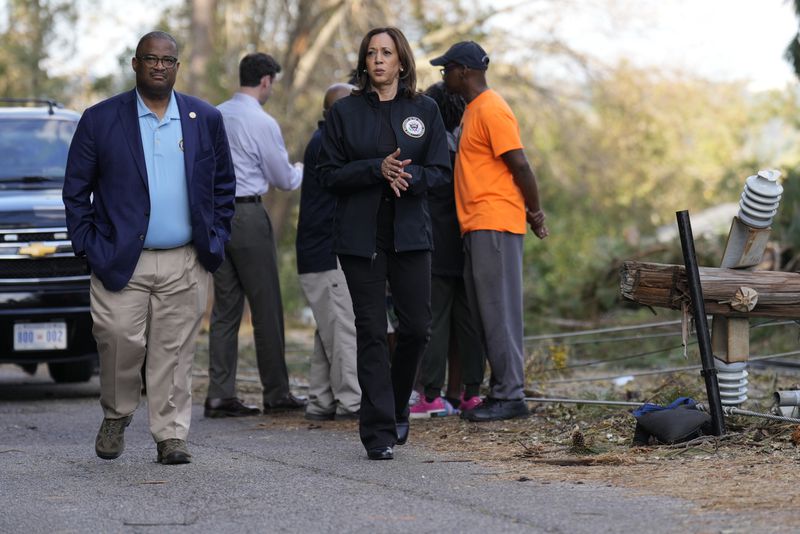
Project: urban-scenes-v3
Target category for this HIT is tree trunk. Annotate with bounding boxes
[188,0,216,100]
[620,261,800,318]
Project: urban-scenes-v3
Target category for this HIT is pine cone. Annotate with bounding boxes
[571,429,585,450]
[791,426,800,447]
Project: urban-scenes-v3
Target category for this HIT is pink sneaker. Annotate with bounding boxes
[459,393,483,412]
[409,396,448,418]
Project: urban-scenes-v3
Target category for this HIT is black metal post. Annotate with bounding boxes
[676,210,726,436]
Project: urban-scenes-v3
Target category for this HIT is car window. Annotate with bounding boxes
[0,118,77,185]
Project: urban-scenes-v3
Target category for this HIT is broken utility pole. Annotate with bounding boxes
[620,261,800,319]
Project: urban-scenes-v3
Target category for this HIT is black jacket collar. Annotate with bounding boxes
[362,83,412,107]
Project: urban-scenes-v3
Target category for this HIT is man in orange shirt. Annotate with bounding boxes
[431,41,548,421]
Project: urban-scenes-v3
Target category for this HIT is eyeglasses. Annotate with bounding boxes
[439,64,464,77]
[137,55,178,69]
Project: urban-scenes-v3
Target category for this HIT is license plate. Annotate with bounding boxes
[14,321,68,351]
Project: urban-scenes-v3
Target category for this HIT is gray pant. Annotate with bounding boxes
[299,265,360,416]
[462,230,525,400]
[208,202,289,404]
[418,274,485,399]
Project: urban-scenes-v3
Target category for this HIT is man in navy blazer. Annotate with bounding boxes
[63,31,235,465]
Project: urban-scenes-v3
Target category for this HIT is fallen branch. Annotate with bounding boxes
[657,432,742,449]
[521,454,633,466]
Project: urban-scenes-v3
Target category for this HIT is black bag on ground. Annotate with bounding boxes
[632,401,712,445]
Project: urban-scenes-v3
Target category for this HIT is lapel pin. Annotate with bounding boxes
[189,111,197,119]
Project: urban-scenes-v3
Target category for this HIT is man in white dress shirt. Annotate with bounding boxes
[205,53,306,417]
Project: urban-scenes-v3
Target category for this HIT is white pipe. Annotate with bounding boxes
[774,390,800,407]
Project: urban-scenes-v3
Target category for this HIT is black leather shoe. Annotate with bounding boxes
[204,397,260,418]
[335,411,360,421]
[367,446,394,460]
[263,393,308,412]
[305,411,335,421]
[396,421,409,445]
[460,398,529,422]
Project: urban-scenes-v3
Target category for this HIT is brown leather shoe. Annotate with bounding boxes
[204,397,260,418]
[263,392,308,412]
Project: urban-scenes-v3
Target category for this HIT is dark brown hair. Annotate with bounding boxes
[424,81,465,132]
[239,53,281,87]
[353,27,416,98]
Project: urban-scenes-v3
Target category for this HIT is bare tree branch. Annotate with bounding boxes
[290,0,350,92]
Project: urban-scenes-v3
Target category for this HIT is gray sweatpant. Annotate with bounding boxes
[462,230,526,400]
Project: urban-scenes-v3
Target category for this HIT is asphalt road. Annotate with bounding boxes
[0,365,783,533]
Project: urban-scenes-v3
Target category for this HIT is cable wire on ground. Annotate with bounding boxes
[522,397,800,424]
[721,406,800,424]
[524,397,641,407]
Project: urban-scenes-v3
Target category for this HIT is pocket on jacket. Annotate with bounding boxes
[93,220,112,237]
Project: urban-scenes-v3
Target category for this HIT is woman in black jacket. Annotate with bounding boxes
[318,26,450,460]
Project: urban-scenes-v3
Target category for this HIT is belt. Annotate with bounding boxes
[235,195,262,203]
[142,244,189,252]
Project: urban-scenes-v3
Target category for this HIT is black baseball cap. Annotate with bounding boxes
[430,41,490,71]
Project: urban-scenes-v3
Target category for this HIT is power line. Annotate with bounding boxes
[542,331,681,346]
[525,319,797,346]
[528,320,800,373]
[539,342,694,373]
[523,319,682,341]
[533,349,800,384]
[536,364,699,384]
[538,322,800,373]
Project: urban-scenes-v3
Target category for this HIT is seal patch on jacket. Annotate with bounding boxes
[402,116,425,138]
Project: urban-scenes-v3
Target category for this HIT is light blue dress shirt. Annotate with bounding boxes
[216,92,302,196]
[136,90,192,249]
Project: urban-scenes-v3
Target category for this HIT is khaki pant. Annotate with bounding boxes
[90,245,209,442]
[299,266,360,416]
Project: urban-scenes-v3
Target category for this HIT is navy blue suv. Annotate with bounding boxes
[0,98,96,382]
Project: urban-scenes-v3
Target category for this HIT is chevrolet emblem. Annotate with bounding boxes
[19,242,57,257]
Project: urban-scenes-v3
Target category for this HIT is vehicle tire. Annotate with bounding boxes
[48,359,94,383]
